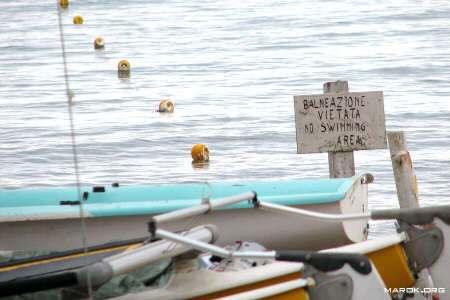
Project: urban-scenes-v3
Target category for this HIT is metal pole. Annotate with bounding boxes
[151,191,256,225]
[155,228,230,257]
[105,225,219,276]
[155,228,277,260]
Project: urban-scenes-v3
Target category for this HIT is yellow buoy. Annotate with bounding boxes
[191,144,210,162]
[73,15,83,24]
[94,37,105,50]
[118,60,130,72]
[60,0,69,8]
[158,99,174,113]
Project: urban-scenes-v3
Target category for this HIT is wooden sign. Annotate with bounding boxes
[294,91,387,154]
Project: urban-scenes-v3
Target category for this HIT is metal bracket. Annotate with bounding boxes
[308,272,353,300]
[398,221,444,272]
[148,218,157,236]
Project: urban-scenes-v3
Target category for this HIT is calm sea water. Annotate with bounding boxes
[0,0,449,237]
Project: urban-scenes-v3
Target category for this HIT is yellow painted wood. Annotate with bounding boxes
[187,271,306,300]
[367,244,415,294]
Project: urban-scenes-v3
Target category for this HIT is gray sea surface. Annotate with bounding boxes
[1,0,449,238]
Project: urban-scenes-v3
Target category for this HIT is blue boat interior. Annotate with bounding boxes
[0,175,363,218]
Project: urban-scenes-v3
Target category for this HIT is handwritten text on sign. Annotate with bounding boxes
[294,91,386,154]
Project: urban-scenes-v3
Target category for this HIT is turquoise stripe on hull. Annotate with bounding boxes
[0,177,359,218]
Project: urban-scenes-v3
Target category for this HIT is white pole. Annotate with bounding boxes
[104,225,218,276]
[155,227,277,260]
[152,192,256,225]
[155,227,230,257]
[257,201,371,222]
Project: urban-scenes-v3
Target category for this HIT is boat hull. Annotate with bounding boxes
[0,175,370,251]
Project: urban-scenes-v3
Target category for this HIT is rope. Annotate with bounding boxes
[56,2,93,298]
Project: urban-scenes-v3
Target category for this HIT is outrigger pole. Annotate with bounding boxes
[254,201,450,225]
[148,190,450,233]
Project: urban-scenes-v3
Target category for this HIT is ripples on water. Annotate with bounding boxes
[0,0,449,237]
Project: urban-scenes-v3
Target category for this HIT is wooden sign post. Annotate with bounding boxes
[294,81,387,178]
[387,131,419,209]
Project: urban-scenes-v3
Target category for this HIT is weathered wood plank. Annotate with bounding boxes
[293,90,386,154]
[388,131,419,208]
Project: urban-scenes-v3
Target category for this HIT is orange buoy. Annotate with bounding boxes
[60,0,69,8]
[191,144,210,162]
[118,60,130,72]
[94,37,105,50]
[73,15,83,24]
[158,99,174,113]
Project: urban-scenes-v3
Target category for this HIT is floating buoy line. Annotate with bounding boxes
[56,5,210,293]
[55,0,211,175]
[54,0,214,296]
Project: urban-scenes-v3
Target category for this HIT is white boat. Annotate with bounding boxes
[0,173,372,251]
[131,202,449,300]
[1,198,448,300]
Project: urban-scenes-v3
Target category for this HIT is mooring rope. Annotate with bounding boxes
[56,2,93,298]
